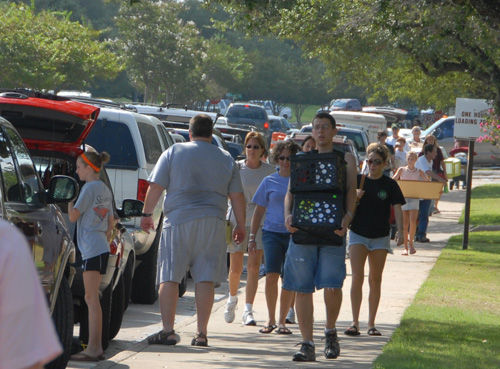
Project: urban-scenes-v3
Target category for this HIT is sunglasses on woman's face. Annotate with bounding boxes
[246,145,261,149]
[278,156,290,161]
[367,159,383,166]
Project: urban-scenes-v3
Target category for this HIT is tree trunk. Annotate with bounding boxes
[291,104,306,125]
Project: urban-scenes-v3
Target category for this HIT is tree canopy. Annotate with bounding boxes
[0,1,121,92]
[208,0,500,110]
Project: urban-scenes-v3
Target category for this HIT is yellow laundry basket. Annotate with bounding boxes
[444,157,461,178]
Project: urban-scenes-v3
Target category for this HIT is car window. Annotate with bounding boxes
[338,130,366,152]
[86,119,139,169]
[3,126,42,204]
[157,125,173,149]
[138,122,163,164]
[0,129,23,202]
[226,106,267,120]
[437,119,454,140]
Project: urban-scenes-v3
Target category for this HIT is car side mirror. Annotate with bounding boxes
[116,199,144,218]
[47,175,79,203]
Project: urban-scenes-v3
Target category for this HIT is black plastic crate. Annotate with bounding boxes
[290,152,346,193]
[292,192,343,228]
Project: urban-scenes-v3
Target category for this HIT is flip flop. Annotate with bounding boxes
[70,352,105,362]
[276,326,292,335]
[259,324,277,334]
[367,327,382,336]
[344,325,360,336]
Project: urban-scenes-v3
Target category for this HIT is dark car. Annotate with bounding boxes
[0,113,78,369]
[329,98,362,112]
[225,103,271,143]
[0,90,144,356]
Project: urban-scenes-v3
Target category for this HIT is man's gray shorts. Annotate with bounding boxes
[157,217,227,284]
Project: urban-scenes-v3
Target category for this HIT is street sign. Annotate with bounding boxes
[454,98,491,140]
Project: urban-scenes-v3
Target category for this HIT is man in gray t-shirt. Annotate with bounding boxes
[141,114,245,347]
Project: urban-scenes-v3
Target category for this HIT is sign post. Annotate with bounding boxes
[454,98,491,250]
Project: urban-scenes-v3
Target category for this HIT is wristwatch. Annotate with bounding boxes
[142,213,153,217]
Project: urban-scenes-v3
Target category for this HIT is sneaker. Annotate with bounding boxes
[242,310,256,326]
[224,297,238,323]
[292,342,316,362]
[147,330,180,345]
[285,308,296,324]
[324,330,340,359]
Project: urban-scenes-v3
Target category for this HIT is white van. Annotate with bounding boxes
[422,116,500,166]
[330,111,386,143]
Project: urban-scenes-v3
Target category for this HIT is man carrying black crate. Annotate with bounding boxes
[283,111,357,362]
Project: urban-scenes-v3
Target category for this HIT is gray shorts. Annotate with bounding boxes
[227,226,263,253]
[402,198,419,211]
[157,217,227,284]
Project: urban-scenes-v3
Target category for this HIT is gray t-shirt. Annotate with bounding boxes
[228,160,275,226]
[74,180,113,260]
[149,140,243,226]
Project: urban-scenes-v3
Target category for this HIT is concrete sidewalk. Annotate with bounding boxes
[92,188,470,369]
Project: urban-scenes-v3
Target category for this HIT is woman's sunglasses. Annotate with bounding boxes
[367,159,383,166]
[246,145,261,149]
[278,156,291,161]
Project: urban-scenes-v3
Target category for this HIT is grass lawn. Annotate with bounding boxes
[458,184,500,225]
[296,105,322,126]
[374,184,500,369]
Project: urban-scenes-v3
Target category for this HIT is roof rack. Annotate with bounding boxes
[0,88,69,101]
[67,96,136,111]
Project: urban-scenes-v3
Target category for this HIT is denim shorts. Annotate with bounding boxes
[348,230,393,254]
[282,239,346,293]
[262,230,290,274]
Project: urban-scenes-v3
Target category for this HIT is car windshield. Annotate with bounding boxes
[332,100,347,108]
[338,130,366,153]
[422,117,450,137]
[226,106,267,120]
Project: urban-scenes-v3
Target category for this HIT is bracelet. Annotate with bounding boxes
[249,233,256,237]
[142,213,153,217]
[248,240,256,244]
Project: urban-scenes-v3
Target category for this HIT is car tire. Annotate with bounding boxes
[109,276,125,340]
[178,272,188,298]
[123,253,134,310]
[46,276,73,369]
[131,219,161,304]
[78,282,113,350]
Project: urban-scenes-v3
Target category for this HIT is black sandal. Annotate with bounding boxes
[191,332,208,346]
[276,326,292,335]
[367,327,382,336]
[148,329,180,345]
[344,325,360,336]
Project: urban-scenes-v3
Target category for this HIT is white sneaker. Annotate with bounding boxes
[242,310,256,326]
[286,308,296,324]
[224,297,238,323]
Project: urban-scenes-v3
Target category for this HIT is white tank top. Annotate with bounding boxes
[400,167,422,181]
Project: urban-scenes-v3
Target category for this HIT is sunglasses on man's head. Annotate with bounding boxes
[278,156,290,161]
[367,159,383,166]
[246,145,261,149]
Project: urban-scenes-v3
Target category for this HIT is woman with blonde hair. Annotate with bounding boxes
[224,132,275,326]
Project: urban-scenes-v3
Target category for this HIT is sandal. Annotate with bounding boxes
[276,326,292,335]
[191,332,208,347]
[367,327,382,336]
[344,325,360,336]
[259,324,277,334]
[409,247,416,255]
[147,329,180,345]
[401,249,408,256]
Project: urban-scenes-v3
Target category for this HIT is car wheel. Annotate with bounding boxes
[78,282,113,350]
[46,276,73,369]
[178,272,188,297]
[131,219,161,304]
[123,253,134,310]
[109,276,125,340]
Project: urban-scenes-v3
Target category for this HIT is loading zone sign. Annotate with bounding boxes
[454,98,491,140]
